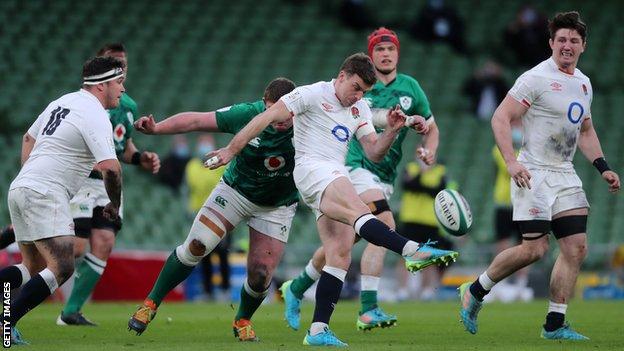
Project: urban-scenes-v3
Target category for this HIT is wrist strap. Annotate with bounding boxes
[592,157,611,174]
[131,151,141,165]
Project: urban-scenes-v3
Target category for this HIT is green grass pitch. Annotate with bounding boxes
[15,300,623,350]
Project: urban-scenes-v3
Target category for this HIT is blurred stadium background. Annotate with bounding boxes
[1,0,623,303]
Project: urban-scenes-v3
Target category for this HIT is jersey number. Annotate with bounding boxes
[42,106,70,135]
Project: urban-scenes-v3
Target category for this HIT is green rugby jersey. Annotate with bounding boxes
[345,73,433,184]
[216,100,297,207]
[108,93,137,156]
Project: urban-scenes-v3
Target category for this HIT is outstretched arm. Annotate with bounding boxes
[121,138,161,174]
[359,106,406,163]
[134,112,219,135]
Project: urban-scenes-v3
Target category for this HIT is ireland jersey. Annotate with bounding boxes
[345,73,433,184]
[108,93,137,155]
[216,100,298,207]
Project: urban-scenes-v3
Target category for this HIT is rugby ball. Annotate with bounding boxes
[434,189,472,236]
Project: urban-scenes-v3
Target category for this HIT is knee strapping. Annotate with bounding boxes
[187,209,228,253]
[175,244,203,266]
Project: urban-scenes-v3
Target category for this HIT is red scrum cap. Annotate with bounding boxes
[367,27,400,57]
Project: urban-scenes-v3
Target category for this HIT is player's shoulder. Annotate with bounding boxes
[396,73,421,87]
[120,93,138,111]
[573,67,591,84]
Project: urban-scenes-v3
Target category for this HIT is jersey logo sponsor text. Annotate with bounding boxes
[331,125,350,142]
[351,106,360,119]
[550,82,562,91]
[214,196,228,208]
[264,155,286,171]
[567,102,584,124]
[114,124,126,142]
[399,96,412,110]
[321,103,334,112]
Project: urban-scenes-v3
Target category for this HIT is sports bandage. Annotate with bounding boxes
[83,67,124,85]
[177,208,228,266]
[203,156,220,168]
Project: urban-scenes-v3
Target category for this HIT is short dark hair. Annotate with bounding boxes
[339,53,377,86]
[96,43,126,56]
[82,56,125,80]
[548,11,587,42]
[263,77,296,103]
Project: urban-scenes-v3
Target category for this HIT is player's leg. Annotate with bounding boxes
[303,216,353,347]
[542,207,589,340]
[60,207,119,326]
[0,224,16,250]
[281,245,324,330]
[233,228,286,341]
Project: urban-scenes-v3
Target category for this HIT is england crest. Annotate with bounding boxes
[399,96,412,110]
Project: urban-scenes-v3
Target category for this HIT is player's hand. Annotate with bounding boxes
[417,147,436,165]
[204,147,235,170]
[508,160,532,189]
[602,170,620,193]
[405,114,429,134]
[102,202,120,221]
[386,105,407,132]
[140,151,161,174]
[134,115,157,134]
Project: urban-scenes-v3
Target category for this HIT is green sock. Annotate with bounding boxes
[63,253,105,315]
[290,271,315,299]
[147,250,195,307]
[360,290,378,313]
[235,282,267,321]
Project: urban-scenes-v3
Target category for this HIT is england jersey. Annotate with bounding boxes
[281,80,375,164]
[508,57,592,171]
[10,89,117,196]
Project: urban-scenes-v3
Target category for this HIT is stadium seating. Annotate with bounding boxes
[1,0,622,267]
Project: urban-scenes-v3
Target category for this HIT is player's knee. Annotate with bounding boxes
[175,242,204,267]
[521,240,549,262]
[563,241,588,263]
[189,239,207,256]
[247,263,270,291]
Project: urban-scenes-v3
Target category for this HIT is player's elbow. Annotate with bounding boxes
[97,158,122,175]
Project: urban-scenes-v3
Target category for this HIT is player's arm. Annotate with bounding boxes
[578,118,620,193]
[121,138,161,174]
[134,112,220,135]
[205,100,291,169]
[417,119,439,165]
[491,94,531,188]
[359,106,406,163]
[20,132,36,165]
[98,158,123,217]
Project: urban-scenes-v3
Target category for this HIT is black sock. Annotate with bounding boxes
[8,274,53,325]
[355,216,408,255]
[0,226,15,250]
[543,312,565,332]
[0,265,25,288]
[469,280,489,302]
[312,271,343,324]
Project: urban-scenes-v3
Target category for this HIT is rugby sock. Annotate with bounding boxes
[354,214,408,255]
[290,260,321,299]
[0,264,30,289]
[8,268,58,325]
[0,225,15,249]
[544,301,567,331]
[311,266,346,334]
[470,272,495,301]
[235,280,268,321]
[147,250,195,307]
[63,253,106,314]
[360,275,380,313]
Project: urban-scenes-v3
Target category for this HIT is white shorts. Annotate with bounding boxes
[512,169,589,221]
[203,181,297,242]
[8,187,75,242]
[293,157,350,219]
[348,167,394,200]
[70,178,124,219]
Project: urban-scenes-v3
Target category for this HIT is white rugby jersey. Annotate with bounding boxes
[281,80,375,163]
[10,89,117,196]
[508,58,592,170]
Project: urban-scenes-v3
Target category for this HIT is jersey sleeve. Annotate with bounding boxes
[82,111,117,163]
[280,86,313,115]
[410,81,433,119]
[124,101,138,139]
[354,102,375,139]
[508,73,540,108]
[27,109,49,138]
[215,102,258,134]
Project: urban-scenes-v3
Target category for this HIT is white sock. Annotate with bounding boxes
[401,241,420,257]
[84,252,106,275]
[360,275,380,291]
[310,322,328,336]
[322,266,347,282]
[548,301,567,314]
[243,280,268,299]
[478,272,496,290]
[305,260,321,281]
[353,214,376,234]
[39,268,59,293]
[15,263,31,286]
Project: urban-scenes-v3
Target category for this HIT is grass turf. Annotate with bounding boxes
[14,300,623,350]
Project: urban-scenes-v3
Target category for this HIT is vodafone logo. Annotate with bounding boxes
[264,155,286,171]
